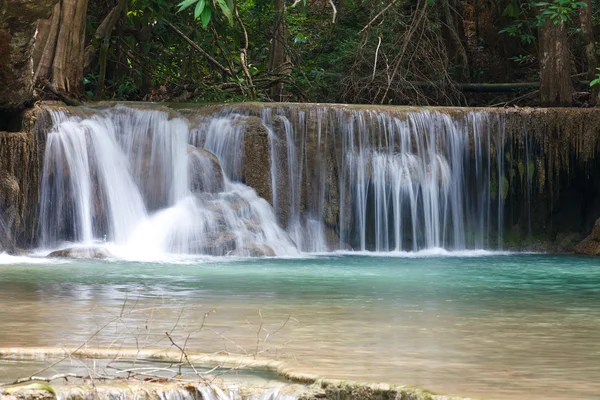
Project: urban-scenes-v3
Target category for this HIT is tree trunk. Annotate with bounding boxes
[579,0,597,105]
[34,0,89,97]
[267,0,288,101]
[95,39,109,99]
[538,17,572,106]
[441,0,469,80]
[0,0,58,110]
[84,0,127,71]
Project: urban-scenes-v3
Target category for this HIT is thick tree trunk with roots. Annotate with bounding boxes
[538,18,572,107]
[0,0,57,110]
[34,0,89,96]
[267,0,288,101]
[579,0,598,105]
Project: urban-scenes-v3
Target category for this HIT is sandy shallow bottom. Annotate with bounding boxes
[0,253,599,399]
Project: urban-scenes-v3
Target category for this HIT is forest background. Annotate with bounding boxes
[20,0,600,107]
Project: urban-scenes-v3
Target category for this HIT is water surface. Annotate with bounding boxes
[0,252,599,399]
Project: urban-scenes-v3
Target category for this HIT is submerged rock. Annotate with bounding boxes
[231,244,276,257]
[574,218,600,255]
[48,247,113,259]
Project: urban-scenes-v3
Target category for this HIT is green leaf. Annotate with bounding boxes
[201,7,212,29]
[177,0,197,12]
[502,0,521,17]
[5,383,56,395]
[194,0,205,19]
[216,0,233,25]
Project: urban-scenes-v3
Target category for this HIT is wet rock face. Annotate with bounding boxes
[0,171,19,252]
[0,105,50,250]
[574,218,600,255]
[187,146,225,194]
[0,0,58,110]
[243,116,273,204]
[231,244,276,257]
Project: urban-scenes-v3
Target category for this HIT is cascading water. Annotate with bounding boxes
[259,106,505,252]
[54,384,296,400]
[39,104,507,257]
[40,106,297,258]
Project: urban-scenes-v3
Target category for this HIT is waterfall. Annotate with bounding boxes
[259,106,505,252]
[39,104,508,257]
[40,106,297,258]
[55,384,296,400]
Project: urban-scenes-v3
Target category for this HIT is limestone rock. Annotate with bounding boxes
[231,244,276,257]
[574,218,600,255]
[48,246,113,259]
[0,170,19,252]
[0,105,52,249]
[243,116,273,203]
[243,115,292,226]
[554,232,581,253]
[187,146,225,193]
[195,232,238,256]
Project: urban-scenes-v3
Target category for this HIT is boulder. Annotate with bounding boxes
[554,232,581,253]
[48,246,113,259]
[243,115,294,227]
[193,232,237,256]
[231,245,276,257]
[188,146,225,193]
[243,117,273,203]
[574,218,600,255]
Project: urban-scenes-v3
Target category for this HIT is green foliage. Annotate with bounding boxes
[509,54,536,64]
[502,0,523,17]
[590,68,600,86]
[535,0,588,23]
[499,0,587,45]
[83,72,98,99]
[498,2,538,45]
[499,21,536,44]
[177,0,233,28]
[78,0,600,105]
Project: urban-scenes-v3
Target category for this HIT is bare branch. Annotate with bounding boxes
[328,0,337,23]
[1,373,116,386]
[359,0,400,33]
[166,22,233,77]
[372,36,382,81]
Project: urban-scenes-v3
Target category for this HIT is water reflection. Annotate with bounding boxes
[0,254,599,400]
